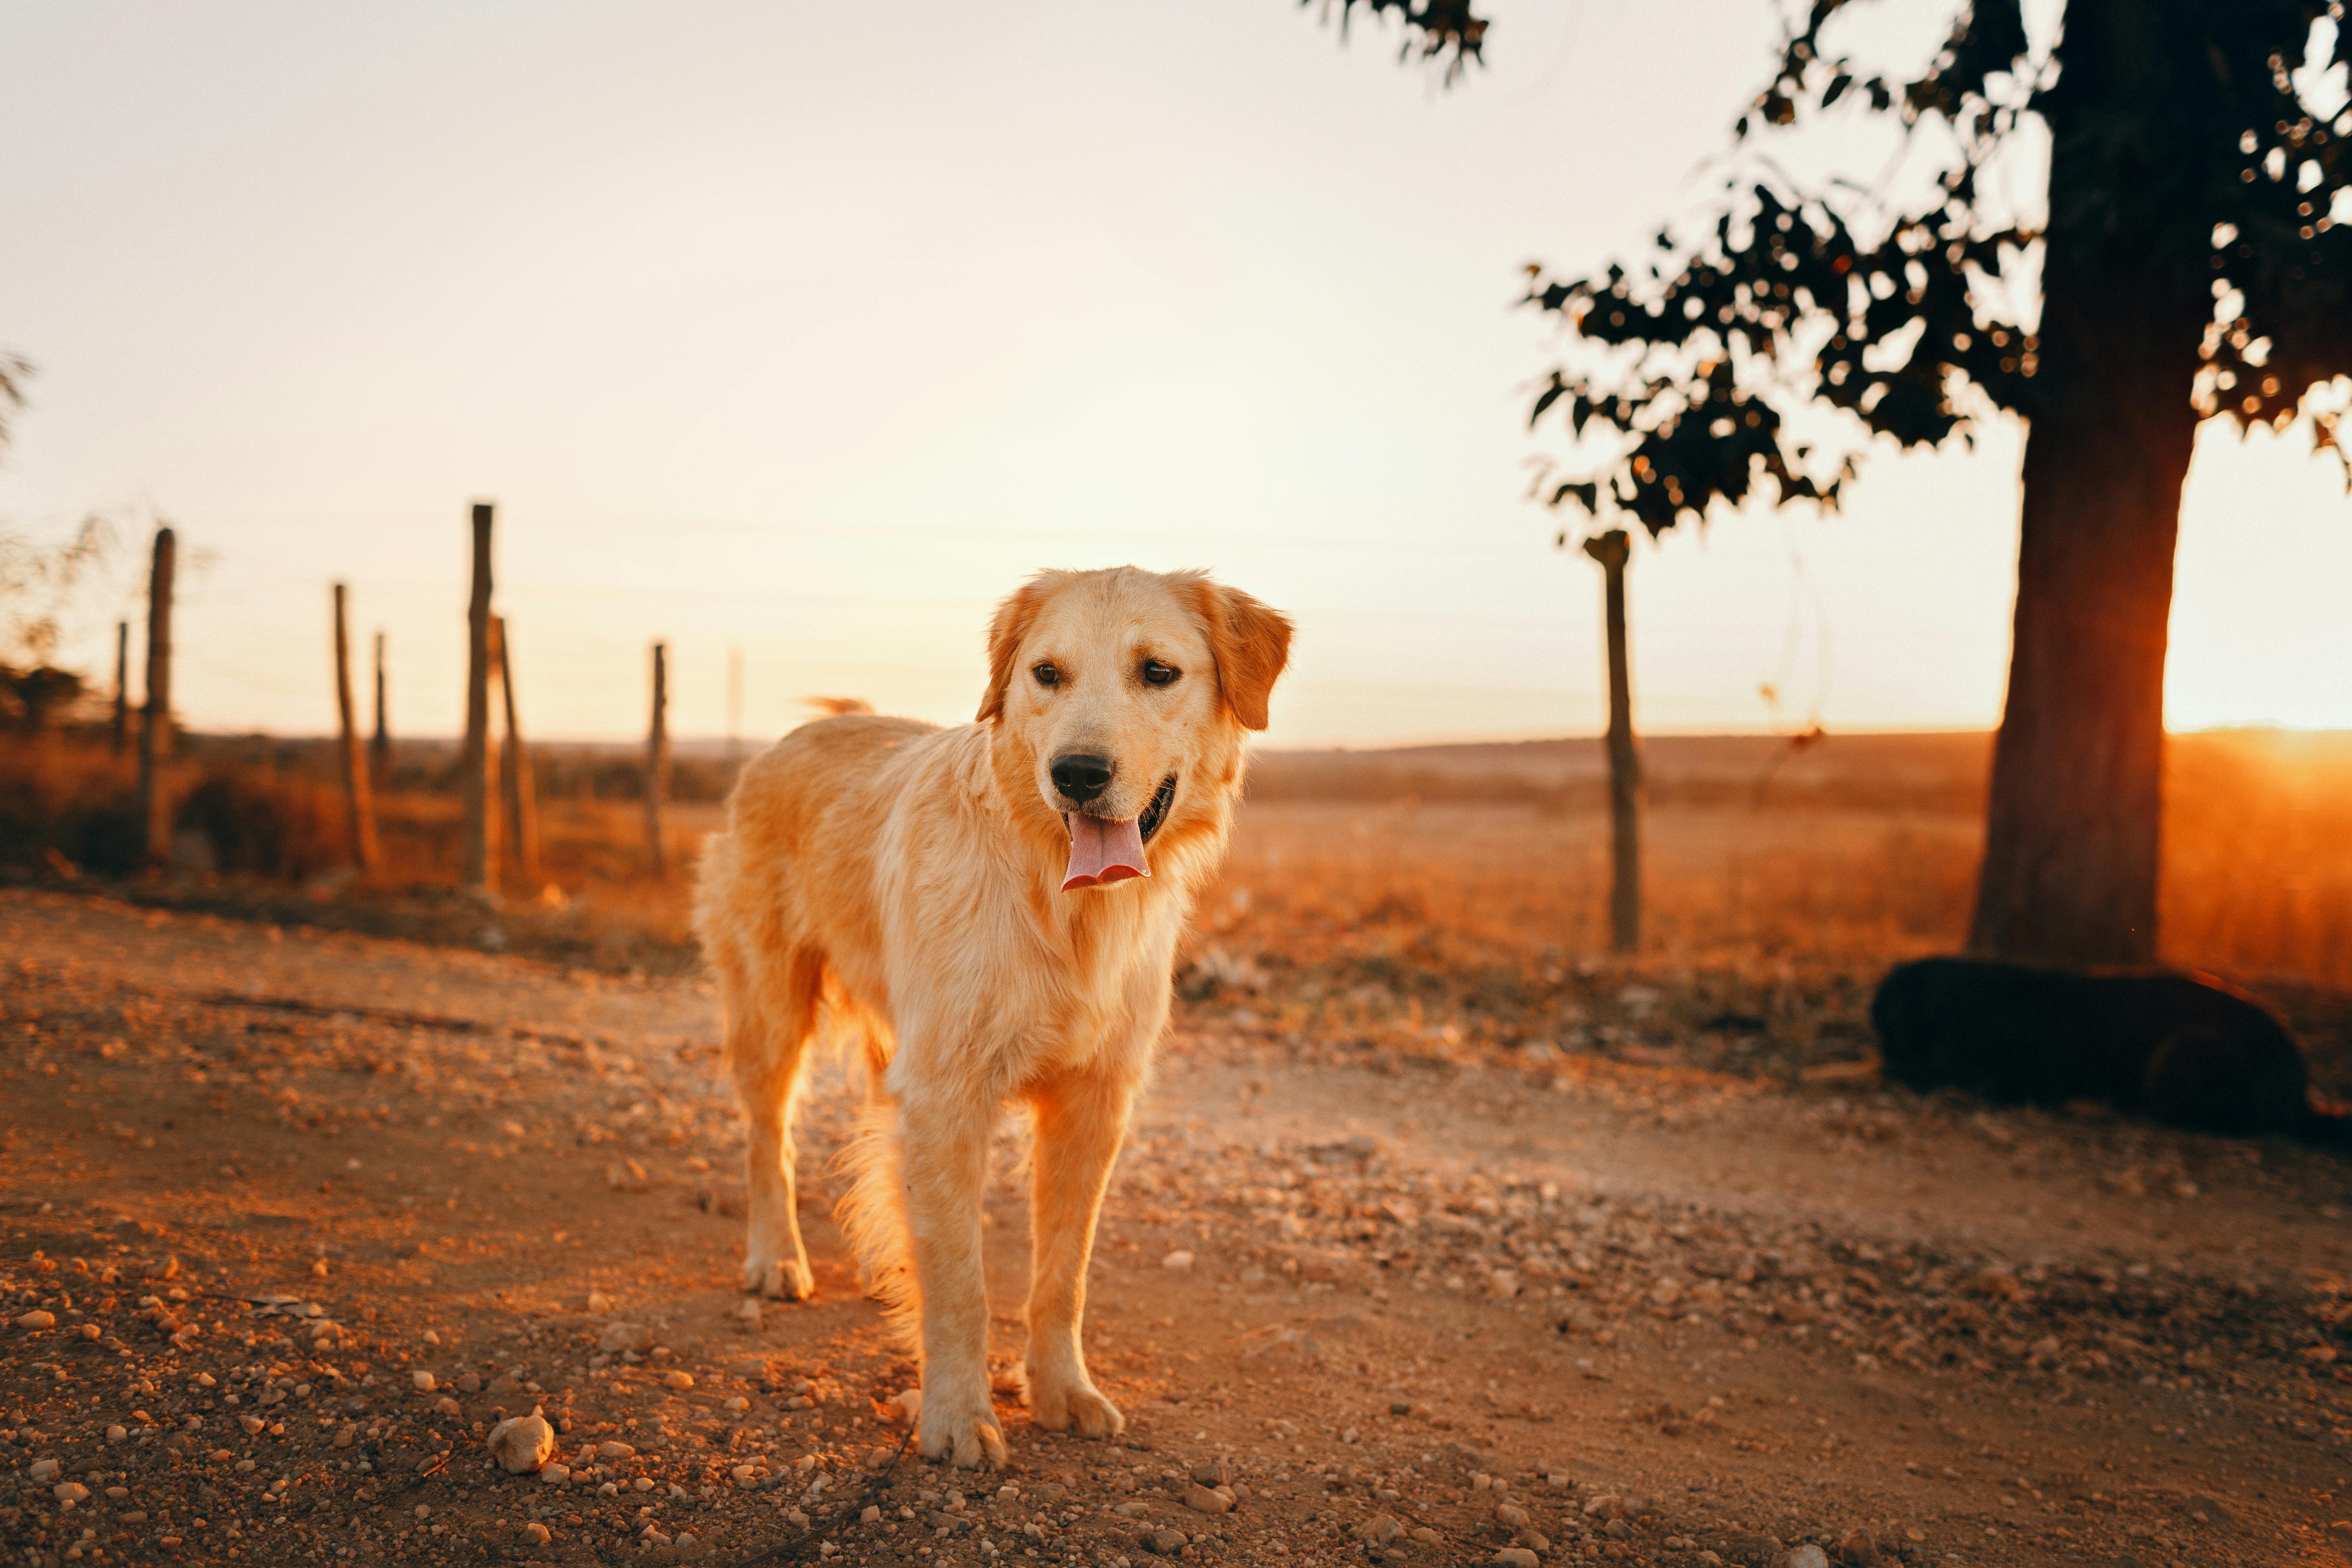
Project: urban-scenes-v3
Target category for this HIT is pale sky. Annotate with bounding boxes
[2,0,2346,746]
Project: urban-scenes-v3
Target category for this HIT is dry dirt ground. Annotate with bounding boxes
[3,889,2350,1568]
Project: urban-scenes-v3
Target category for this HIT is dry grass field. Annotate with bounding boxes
[9,727,2348,997]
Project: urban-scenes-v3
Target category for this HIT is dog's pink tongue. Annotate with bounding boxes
[1062,814,1149,892]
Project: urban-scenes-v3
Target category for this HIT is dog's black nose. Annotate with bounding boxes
[1050,753,1114,805]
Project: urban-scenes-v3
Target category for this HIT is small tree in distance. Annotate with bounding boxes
[1318,0,2352,968]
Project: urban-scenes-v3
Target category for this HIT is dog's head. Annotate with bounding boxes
[977,567,1292,891]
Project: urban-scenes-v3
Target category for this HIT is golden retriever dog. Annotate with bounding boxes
[692,566,1291,1467]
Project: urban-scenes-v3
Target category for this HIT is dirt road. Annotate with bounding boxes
[2,889,2348,1568]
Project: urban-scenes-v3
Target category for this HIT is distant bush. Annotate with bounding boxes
[0,738,142,876]
[173,769,344,879]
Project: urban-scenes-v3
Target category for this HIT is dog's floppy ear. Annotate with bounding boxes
[1189,579,1293,731]
[977,577,1049,723]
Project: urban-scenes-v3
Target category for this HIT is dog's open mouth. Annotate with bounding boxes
[1061,775,1177,893]
[1138,772,1176,843]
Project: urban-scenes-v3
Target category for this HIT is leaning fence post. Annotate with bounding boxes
[113,620,130,756]
[461,501,499,894]
[1583,529,1642,955]
[494,615,541,889]
[370,630,391,789]
[137,528,175,869]
[332,583,381,875]
[644,641,669,881]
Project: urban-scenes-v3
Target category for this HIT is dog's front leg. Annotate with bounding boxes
[900,1090,1007,1468]
[1021,1066,1132,1439]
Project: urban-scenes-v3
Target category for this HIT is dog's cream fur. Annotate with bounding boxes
[692,567,1291,1467]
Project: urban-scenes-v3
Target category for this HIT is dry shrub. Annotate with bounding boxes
[0,738,144,875]
[172,769,345,879]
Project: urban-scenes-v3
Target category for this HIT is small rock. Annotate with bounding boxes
[599,1441,638,1460]
[1162,1251,1195,1271]
[587,1290,613,1313]
[456,1372,481,1393]
[735,1300,762,1323]
[434,1396,461,1416]
[861,1506,882,1523]
[14,1310,55,1331]
[487,1411,556,1475]
[240,1415,266,1435]
[600,1322,655,1354]
[1410,1527,1442,1545]
[27,1460,59,1482]
[1782,1547,1831,1568]
[521,1521,552,1545]
[1495,1503,1530,1526]
[1490,1551,1539,1568]
[1145,1528,1188,1555]
[1193,1460,1230,1488]
[662,1370,695,1391]
[1518,1529,1552,1553]
[1354,1513,1403,1544]
[538,1463,571,1485]
[1183,1484,1232,1514]
[1837,1526,1878,1564]
[54,1482,90,1504]
[411,1370,435,1393]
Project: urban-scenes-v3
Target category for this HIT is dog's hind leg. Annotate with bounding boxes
[726,945,823,1301]
[1020,1065,1133,1440]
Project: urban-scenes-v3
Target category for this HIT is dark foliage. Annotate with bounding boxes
[1518,0,2352,534]
[1301,0,1487,82]
[0,351,26,457]
[0,664,88,730]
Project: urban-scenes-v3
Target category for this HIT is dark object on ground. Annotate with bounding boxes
[1872,956,2348,1143]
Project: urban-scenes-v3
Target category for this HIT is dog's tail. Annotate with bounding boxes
[805,696,874,718]
[831,1099,920,1344]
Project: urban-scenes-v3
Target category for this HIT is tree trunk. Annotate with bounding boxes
[1966,0,2210,967]
[1582,530,1640,955]
[137,528,175,869]
[461,502,498,894]
[332,583,381,875]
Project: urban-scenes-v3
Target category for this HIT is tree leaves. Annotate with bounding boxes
[1523,0,2352,530]
[1303,0,1487,84]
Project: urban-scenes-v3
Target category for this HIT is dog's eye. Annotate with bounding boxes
[1141,659,1180,688]
[1031,662,1061,688]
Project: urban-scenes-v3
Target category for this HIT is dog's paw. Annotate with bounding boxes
[745,1255,815,1302]
[1024,1366,1124,1440]
[916,1387,1007,1470]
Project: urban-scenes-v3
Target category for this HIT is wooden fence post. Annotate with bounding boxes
[371,631,390,789]
[1583,529,1641,955]
[137,528,175,869]
[113,620,130,755]
[332,583,381,874]
[494,616,541,889]
[644,641,669,881]
[461,502,499,894]
[726,643,743,772]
